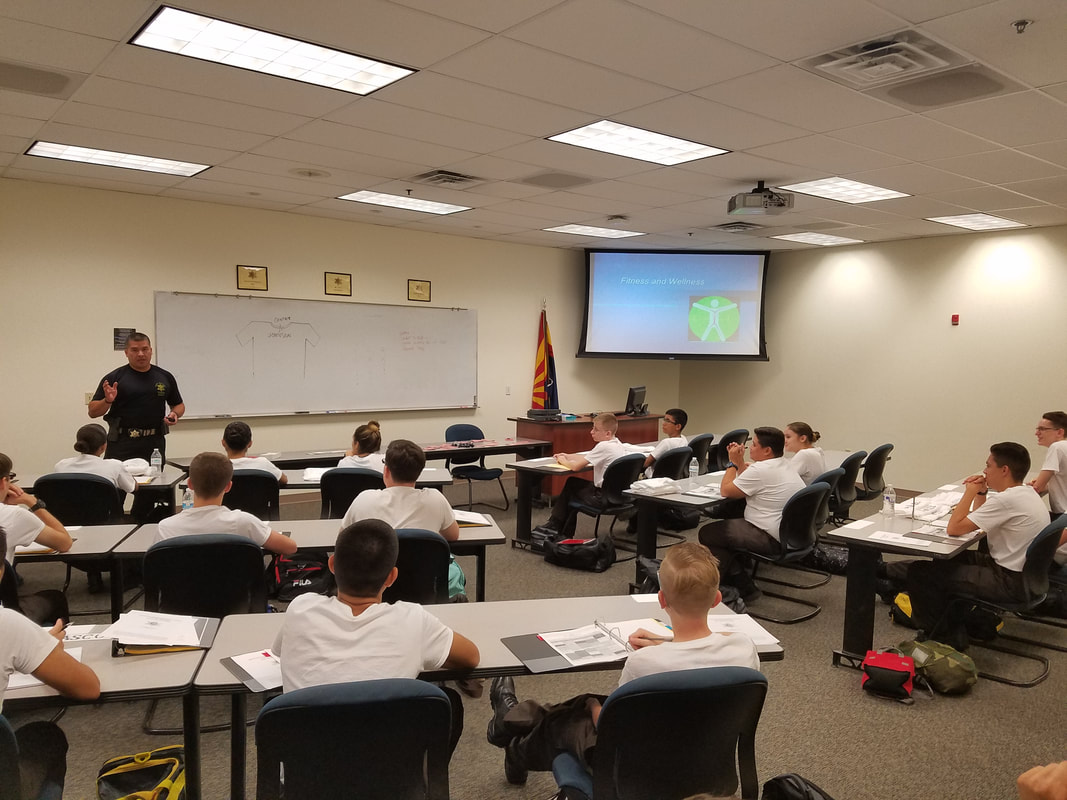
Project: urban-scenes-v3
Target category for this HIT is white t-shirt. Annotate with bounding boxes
[0,608,59,710]
[54,453,137,494]
[789,447,826,485]
[335,453,385,472]
[645,435,688,478]
[273,595,454,692]
[619,630,760,686]
[342,486,455,533]
[967,485,1048,572]
[229,456,284,481]
[155,505,271,546]
[1040,440,1067,514]
[730,457,805,540]
[585,438,630,487]
[0,505,46,566]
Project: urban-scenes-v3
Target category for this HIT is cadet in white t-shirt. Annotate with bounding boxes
[274,519,479,755]
[784,421,826,485]
[1030,412,1067,566]
[642,408,689,477]
[336,420,385,472]
[221,421,287,484]
[54,423,137,494]
[0,453,73,567]
[156,452,296,555]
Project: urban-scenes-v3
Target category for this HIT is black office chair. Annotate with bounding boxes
[319,467,385,519]
[142,534,269,734]
[1,560,68,627]
[938,516,1067,688]
[854,443,894,502]
[444,424,508,511]
[829,450,866,524]
[384,529,451,605]
[551,666,768,800]
[810,467,845,531]
[746,482,832,625]
[223,469,281,521]
[32,473,125,611]
[710,429,749,472]
[0,716,22,800]
[686,433,715,476]
[256,678,451,800]
[647,446,694,547]
[565,454,646,553]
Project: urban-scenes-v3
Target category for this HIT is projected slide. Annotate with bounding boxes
[580,250,767,359]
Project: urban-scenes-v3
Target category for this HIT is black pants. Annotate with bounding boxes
[499,693,607,772]
[15,721,68,799]
[698,517,781,580]
[548,478,604,535]
[106,434,167,522]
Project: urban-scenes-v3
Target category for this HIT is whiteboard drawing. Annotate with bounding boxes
[237,317,321,377]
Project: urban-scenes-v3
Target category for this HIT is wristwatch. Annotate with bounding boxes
[27,500,47,512]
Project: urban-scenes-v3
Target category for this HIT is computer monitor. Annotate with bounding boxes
[624,385,647,416]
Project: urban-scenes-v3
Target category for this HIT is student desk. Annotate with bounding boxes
[822,495,980,668]
[193,593,783,800]
[276,517,506,602]
[14,523,139,621]
[4,637,206,798]
[29,465,187,517]
[279,465,452,489]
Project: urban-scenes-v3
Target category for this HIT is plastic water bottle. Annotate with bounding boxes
[182,488,194,511]
[882,484,896,517]
[689,458,699,480]
[150,448,163,478]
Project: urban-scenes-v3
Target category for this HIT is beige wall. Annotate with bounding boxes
[680,225,1067,489]
[0,179,680,476]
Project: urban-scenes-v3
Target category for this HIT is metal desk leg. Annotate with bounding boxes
[109,557,124,622]
[632,501,658,589]
[231,693,248,800]
[474,546,486,602]
[513,473,537,545]
[833,547,879,668]
[183,693,202,800]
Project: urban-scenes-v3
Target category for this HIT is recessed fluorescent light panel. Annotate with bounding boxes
[778,177,909,204]
[132,6,414,95]
[544,224,645,238]
[773,232,865,246]
[548,121,729,165]
[338,191,470,215]
[926,213,1026,231]
[26,141,209,176]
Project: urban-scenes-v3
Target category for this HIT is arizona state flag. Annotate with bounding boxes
[531,309,559,410]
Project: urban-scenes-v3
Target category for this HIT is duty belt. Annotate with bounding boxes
[124,428,158,438]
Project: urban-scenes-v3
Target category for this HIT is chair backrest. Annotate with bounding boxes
[860,443,894,494]
[32,473,122,525]
[383,529,451,605]
[589,666,767,800]
[0,716,20,800]
[600,453,648,505]
[143,534,268,617]
[255,678,451,800]
[810,468,844,528]
[651,446,693,481]
[444,423,485,468]
[222,469,280,521]
[0,561,20,613]
[834,451,867,507]
[319,468,386,519]
[686,433,715,475]
[711,429,749,472]
[1019,515,1067,605]
[777,482,831,558]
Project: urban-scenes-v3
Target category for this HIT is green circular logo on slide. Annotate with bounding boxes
[688,296,740,342]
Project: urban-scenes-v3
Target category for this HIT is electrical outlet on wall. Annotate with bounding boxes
[505,385,511,395]
[84,392,93,405]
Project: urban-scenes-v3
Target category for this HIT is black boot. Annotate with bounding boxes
[486,676,518,747]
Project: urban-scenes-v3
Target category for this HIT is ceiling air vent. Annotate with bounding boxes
[410,169,484,188]
[713,222,764,234]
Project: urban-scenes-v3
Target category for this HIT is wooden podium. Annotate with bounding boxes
[508,414,662,494]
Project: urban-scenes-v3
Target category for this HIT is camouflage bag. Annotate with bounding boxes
[897,639,977,695]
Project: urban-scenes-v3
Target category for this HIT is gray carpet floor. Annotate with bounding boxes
[8,480,1065,800]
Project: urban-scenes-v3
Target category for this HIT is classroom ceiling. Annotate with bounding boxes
[2,0,1067,251]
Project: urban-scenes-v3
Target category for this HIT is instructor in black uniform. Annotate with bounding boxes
[88,332,185,463]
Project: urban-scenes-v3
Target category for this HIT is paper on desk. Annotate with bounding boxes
[707,614,779,647]
[454,509,491,526]
[15,543,56,555]
[682,484,722,499]
[303,467,329,481]
[629,478,678,496]
[843,520,875,530]
[103,611,200,646]
[9,648,83,689]
[539,623,630,667]
[63,624,111,642]
[937,484,960,491]
[870,531,931,547]
[225,649,283,692]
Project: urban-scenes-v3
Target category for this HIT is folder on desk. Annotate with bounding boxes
[107,613,219,657]
[503,618,672,673]
[221,649,283,692]
[454,509,492,527]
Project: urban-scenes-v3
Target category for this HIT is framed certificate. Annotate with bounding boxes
[237,265,268,292]
[325,272,352,296]
[407,279,431,302]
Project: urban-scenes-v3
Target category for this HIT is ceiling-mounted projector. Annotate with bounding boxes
[727,180,794,215]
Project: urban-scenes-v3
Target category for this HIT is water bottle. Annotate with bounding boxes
[182,488,194,511]
[150,448,163,478]
[688,458,699,480]
[882,484,896,517]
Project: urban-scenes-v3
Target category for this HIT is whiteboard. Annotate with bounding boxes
[154,292,477,418]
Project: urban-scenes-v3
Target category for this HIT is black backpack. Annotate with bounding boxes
[543,536,616,572]
[763,773,837,800]
[266,551,334,602]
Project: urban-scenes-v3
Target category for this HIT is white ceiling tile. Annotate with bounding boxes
[748,135,908,173]
[0,90,65,120]
[475,197,600,223]
[0,18,118,73]
[30,121,238,165]
[1045,82,1067,104]
[568,179,702,207]
[3,166,169,195]
[845,163,982,194]
[506,0,775,91]
[434,155,550,183]
[927,149,1067,184]
[1,0,152,39]
[7,154,182,186]
[628,0,906,61]
[0,114,45,138]
[926,185,1046,211]
[160,188,299,212]
[678,153,816,186]
[283,120,478,166]
[0,134,32,155]
[1017,139,1067,169]
[384,0,567,34]
[191,166,354,198]
[490,138,660,180]
[618,169,739,198]
[864,195,975,217]
[430,38,676,116]
[872,218,963,236]
[171,175,321,206]
[925,91,1067,147]
[217,152,384,189]
[461,180,551,200]
[697,65,904,132]
[999,175,1067,205]
[828,116,997,161]
[250,138,424,181]
[866,0,1001,24]
[994,205,1067,226]
[806,204,909,226]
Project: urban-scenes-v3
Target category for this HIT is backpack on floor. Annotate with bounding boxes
[544,536,615,572]
[889,592,919,628]
[266,551,334,602]
[897,639,977,695]
[763,772,838,800]
[97,745,185,800]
